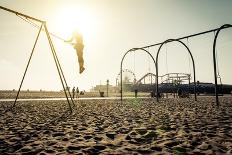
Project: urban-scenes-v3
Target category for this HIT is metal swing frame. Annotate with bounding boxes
[0,6,75,113]
[120,48,157,102]
[155,39,197,102]
[120,24,232,106]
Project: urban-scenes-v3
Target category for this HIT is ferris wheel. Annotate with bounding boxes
[116,69,136,86]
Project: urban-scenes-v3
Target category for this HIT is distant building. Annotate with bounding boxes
[91,84,119,93]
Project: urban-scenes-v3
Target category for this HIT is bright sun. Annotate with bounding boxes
[54,6,97,41]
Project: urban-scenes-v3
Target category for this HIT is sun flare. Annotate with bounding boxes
[54,6,97,41]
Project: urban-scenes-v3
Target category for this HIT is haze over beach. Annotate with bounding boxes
[0,0,232,91]
[1,1,232,154]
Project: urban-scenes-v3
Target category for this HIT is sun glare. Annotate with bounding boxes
[54,6,97,41]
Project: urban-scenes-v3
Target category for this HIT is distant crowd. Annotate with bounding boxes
[64,86,84,99]
[71,86,85,99]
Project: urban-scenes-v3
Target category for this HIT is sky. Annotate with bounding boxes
[0,0,232,91]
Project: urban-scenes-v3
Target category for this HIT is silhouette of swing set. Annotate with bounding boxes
[120,24,232,106]
[0,6,75,113]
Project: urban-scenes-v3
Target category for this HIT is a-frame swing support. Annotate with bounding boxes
[0,6,75,113]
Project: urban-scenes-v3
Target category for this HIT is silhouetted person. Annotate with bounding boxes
[177,88,183,98]
[65,31,85,74]
[72,87,75,99]
[76,87,79,98]
[135,89,138,98]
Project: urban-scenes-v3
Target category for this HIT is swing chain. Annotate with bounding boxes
[213,31,221,79]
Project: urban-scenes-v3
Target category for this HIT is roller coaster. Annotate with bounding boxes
[121,71,232,96]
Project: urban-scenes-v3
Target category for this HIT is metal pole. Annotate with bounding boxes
[156,41,167,102]
[156,61,159,102]
[44,23,73,113]
[120,57,124,103]
[44,25,75,107]
[52,48,75,107]
[212,24,232,106]
[107,79,109,97]
[0,5,44,23]
[188,74,191,96]
[213,36,219,106]
[12,24,43,108]
[140,26,231,49]
[0,6,68,43]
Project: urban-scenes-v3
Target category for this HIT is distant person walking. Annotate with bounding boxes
[65,31,85,74]
[72,87,75,99]
[76,87,79,98]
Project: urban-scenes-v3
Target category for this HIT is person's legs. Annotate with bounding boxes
[76,49,85,73]
[78,55,84,71]
[72,91,75,99]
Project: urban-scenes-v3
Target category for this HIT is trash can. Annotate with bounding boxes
[150,91,154,97]
[100,91,104,97]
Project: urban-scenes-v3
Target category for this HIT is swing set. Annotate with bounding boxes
[0,6,76,113]
[120,24,232,106]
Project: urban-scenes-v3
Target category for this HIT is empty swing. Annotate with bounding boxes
[214,31,223,95]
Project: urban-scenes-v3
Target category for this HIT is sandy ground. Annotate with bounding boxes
[0,90,149,99]
[0,97,232,154]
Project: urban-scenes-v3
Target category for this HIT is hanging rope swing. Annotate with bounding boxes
[16,14,67,42]
[186,38,193,96]
[186,38,192,76]
[213,31,223,86]
[213,31,223,97]
[147,47,152,84]
[165,43,169,74]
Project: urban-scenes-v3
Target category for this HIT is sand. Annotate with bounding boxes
[0,97,232,154]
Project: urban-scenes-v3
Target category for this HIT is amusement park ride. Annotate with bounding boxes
[119,69,232,97]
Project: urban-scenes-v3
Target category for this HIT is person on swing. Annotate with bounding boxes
[65,31,85,74]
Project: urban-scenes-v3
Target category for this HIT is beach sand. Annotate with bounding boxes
[0,97,232,154]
